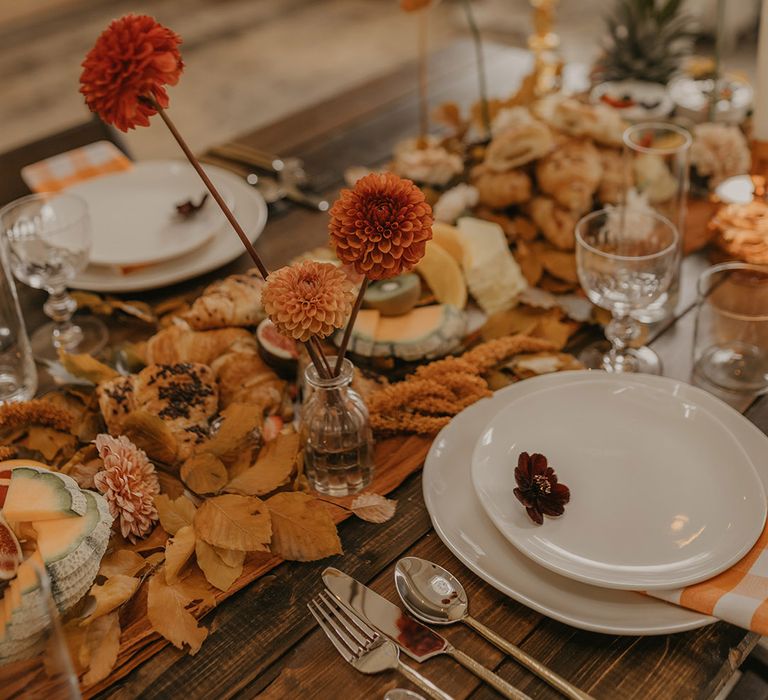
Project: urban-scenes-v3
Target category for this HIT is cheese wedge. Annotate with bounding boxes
[415,240,467,309]
[430,222,465,264]
[3,467,86,521]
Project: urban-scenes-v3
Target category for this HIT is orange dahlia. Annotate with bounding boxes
[400,0,432,10]
[262,261,355,342]
[328,172,433,280]
[80,14,183,132]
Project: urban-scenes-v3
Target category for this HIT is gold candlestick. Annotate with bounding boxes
[527,0,562,97]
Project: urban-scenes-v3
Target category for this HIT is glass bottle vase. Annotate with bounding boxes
[301,357,374,497]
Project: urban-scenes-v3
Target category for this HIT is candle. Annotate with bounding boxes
[754,0,768,140]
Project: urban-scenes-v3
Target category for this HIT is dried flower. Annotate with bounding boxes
[328,172,433,280]
[80,14,183,132]
[94,434,160,542]
[433,183,479,223]
[0,400,73,433]
[690,123,751,188]
[513,452,570,525]
[261,261,355,342]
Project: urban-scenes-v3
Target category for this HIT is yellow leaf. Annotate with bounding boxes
[225,430,299,497]
[173,568,217,609]
[58,349,119,384]
[181,453,229,495]
[195,539,245,591]
[122,525,168,554]
[204,403,261,462]
[19,426,77,463]
[165,525,196,584]
[81,575,140,625]
[147,570,208,655]
[81,612,121,686]
[213,546,245,567]
[157,471,185,499]
[350,493,397,523]
[122,411,178,465]
[155,494,197,535]
[266,492,342,562]
[99,549,146,578]
[193,494,272,552]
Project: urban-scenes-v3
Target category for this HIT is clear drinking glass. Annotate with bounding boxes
[0,240,36,403]
[301,357,374,497]
[693,263,768,395]
[0,562,81,699]
[0,194,107,363]
[576,207,679,374]
[623,122,691,322]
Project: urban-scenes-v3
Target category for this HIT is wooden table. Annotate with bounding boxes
[8,40,768,699]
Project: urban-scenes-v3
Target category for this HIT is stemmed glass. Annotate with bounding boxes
[575,207,679,374]
[1,193,107,362]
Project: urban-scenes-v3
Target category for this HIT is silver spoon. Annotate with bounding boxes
[394,557,594,700]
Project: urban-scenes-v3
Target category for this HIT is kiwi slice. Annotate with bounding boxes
[363,273,421,316]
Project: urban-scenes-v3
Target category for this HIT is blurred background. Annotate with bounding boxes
[0,0,761,160]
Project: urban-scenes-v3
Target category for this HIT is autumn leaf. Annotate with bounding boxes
[82,613,121,686]
[155,494,197,535]
[213,546,244,567]
[193,494,272,552]
[350,493,398,523]
[266,492,342,562]
[81,574,140,625]
[195,539,244,591]
[204,403,261,462]
[99,549,146,578]
[181,453,228,495]
[147,570,208,655]
[123,411,179,465]
[19,426,77,463]
[173,567,217,609]
[165,525,196,584]
[157,470,185,499]
[225,430,299,497]
[58,349,119,384]
[123,525,169,553]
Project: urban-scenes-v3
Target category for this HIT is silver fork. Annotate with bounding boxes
[308,591,454,700]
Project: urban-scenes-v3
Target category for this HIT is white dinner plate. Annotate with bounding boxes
[69,161,237,267]
[71,162,267,293]
[424,371,768,635]
[471,375,766,590]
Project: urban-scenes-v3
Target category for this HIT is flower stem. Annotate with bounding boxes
[147,98,270,279]
[334,278,369,376]
[311,336,333,376]
[304,340,331,380]
[462,0,491,139]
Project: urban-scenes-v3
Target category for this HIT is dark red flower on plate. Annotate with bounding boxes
[80,14,183,131]
[513,452,570,525]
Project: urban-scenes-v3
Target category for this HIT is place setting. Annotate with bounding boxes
[1,1,768,699]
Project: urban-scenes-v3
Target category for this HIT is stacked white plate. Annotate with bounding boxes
[423,371,768,635]
[67,160,267,293]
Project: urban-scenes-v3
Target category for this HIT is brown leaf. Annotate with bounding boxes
[172,568,217,609]
[539,248,578,283]
[481,307,545,341]
[99,549,146,578]
[213,546,245,567]
[350,493,397,523]
[122,525,169,554]
[58,349,119,384]
[81,574,140,625]
[193,494,272,552]
[81,612,121,687]
[204,403,262,462]
[195,539,245,591]
[109,298,157,324]
[72,290,114,316]
[147,570,208,655]
[514,241,543,286]
[181,453,229,495]
[157,471,185,499]
[530,314,577,350]
[18,426,77,463]
[225,430,299,497]
[155,494,197,535]
[60,445,102,488]
[266,492,342,562]
[122,411,179,465]
[165,525,196,584]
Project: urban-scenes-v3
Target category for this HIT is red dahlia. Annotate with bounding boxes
[80,14,183,131]
[513,452,570,525]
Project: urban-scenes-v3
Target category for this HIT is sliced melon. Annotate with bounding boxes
[3,467,86,521]
[431,222,465,264]
[343,305,466,361]
[415,241,467,309]
[0,461,49,509]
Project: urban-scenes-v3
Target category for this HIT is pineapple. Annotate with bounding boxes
[595,0,696,85]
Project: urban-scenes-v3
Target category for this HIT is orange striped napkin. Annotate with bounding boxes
[651,526,768,632]
[21,140,131,193]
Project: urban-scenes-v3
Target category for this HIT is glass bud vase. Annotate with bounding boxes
[301,357,374,497]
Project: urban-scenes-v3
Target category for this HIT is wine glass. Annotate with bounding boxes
[575,207,678,374]
[0,193,107,363]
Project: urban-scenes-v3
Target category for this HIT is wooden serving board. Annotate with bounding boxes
[82,434,434,698]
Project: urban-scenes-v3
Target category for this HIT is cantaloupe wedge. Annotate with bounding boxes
[431,222,465,264]
[3,467,86,521]
[414,240,467,309]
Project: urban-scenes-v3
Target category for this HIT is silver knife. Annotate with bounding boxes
[322,568,531,700]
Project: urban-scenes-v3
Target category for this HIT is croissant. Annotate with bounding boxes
[535,139,602,214]
[146,325,257,365]
[485,120,554,172]
[182,268,265,330]
[211,348,285,415]
[529,197,577,251]
[471,165,532,209]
